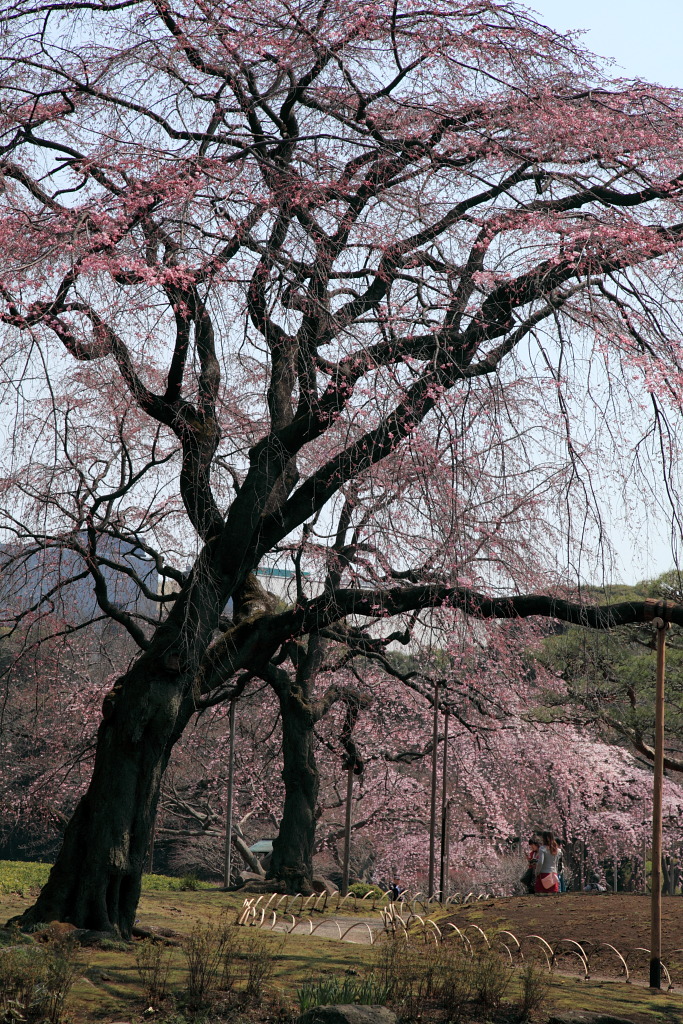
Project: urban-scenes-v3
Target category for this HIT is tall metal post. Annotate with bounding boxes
[439,707,450,901]
[341,766,354,896]
[441,799,451,901]
[650,619,667,989]
[428,681,440,898]
[147,818,156,874]
[223,702,236,890]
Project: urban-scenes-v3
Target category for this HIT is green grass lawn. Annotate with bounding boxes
[0,859,217,897]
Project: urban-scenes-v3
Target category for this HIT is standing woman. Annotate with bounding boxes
[534,831,561,894]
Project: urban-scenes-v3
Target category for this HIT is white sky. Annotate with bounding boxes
[528,1,683,87]
[523,2,683,583]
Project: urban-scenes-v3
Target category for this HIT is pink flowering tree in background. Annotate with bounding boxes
[4,0,683,933]
[0,619,141,859]
[337,632,683,892]
[7,618,681,895]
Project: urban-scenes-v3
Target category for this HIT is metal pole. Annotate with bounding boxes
[428,681,440,897]
[442,800,451,901]
[223,702,236,890]
[614,852,618,893]
[581,841,585,892]
[150,583,163,878]
[147,818,155,874]
[439,708,450,901]
[341,766,354,896]
[644,839,648,894]
[650,620,667,989]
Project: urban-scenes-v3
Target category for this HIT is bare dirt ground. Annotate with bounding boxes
[447,892,683,953]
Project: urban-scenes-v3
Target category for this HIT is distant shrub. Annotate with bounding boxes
[348,882,384,898]
[179,873,201,891]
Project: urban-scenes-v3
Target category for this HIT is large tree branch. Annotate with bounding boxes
[601,713,683,773]
[299,587,683,632]
[196,586,683,701]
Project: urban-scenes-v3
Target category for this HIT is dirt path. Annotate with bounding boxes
[270,914,384,943]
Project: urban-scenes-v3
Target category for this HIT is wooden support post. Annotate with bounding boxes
[428,681,440,898]
[439,708,450,901]
[650,619,667,989]
[341,766,354,896]
[223,701,236,890]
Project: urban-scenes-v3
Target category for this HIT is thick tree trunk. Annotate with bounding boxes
[267,692,319,894]
[15,660,194,937]
[11,566,327,931]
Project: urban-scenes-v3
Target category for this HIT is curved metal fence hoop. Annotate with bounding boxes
[551,940,589,979]
[496,929,521,950]
[464,924,490,948]
[523,934,554,972]
[588,942,629,981]
[446,923,473,954]
[339,921,374,942]
[552,939,589,972]
[493,929,522,962]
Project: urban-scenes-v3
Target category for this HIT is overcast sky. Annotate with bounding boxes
[527,1,682,88]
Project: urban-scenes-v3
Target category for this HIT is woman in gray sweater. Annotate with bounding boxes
[534,831,561,893]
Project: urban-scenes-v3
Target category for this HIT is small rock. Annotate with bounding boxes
[298,1006,397,1024]
[240,879,285,894]
[312,876,338,895]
